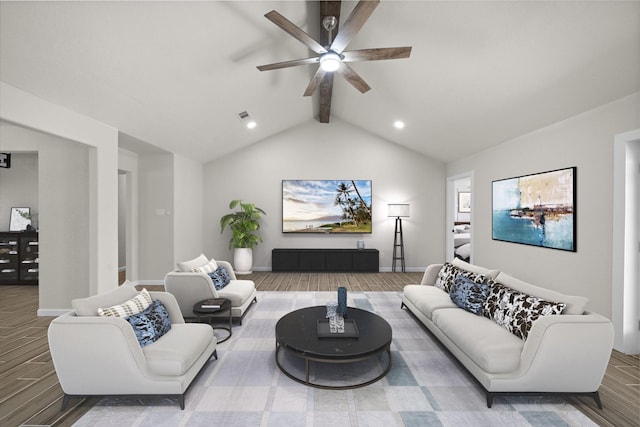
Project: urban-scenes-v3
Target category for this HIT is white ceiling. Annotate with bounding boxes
[1,1,638,164]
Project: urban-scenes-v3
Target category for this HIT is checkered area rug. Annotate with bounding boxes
[74,291,595,426]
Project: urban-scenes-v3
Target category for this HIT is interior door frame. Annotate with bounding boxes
[446,171,474,263]
[612,129,640,354]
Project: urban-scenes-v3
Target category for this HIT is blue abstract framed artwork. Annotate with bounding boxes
[492,167,576,251]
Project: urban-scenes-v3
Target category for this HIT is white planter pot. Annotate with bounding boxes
[233,248,253,275]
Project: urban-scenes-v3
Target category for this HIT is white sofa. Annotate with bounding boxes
[164,255,257,323]
[401,258,614,408]
[48,282,217,410]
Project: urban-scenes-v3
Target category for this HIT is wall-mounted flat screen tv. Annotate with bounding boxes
[282,180,372,233]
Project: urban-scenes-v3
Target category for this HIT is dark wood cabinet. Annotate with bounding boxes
[0,231,38,285]
[272,249,379,272]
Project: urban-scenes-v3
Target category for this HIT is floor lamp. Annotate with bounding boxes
[388,204,410,272]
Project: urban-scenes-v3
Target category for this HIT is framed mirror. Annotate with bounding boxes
[9,207,31,231]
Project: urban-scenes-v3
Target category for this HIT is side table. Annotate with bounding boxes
[193,298,232,343]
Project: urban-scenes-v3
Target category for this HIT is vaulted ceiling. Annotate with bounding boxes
[1,1,638,164]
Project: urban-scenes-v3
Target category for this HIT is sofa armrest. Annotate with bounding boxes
[420,264,443,286]
[515,311,614,391]
[48,312,151,394]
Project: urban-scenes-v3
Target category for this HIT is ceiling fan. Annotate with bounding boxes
[257,0,412,123]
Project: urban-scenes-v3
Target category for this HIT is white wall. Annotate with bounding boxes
[0,82,119,306]
[203,119,447,271]
[0,152,38,230]
[447,93,640,318]
[0,122,91,311]
[173,154,203,264]
[138,153,174,280]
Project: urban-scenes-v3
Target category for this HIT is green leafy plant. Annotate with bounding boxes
[220,200,266,249]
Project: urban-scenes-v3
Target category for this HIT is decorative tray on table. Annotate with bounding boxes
[316,319,359,338]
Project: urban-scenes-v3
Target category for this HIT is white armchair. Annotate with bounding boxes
[47,282,217,410]
[164,255,257,323]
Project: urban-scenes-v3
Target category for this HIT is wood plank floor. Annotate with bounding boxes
[1,277,638,426]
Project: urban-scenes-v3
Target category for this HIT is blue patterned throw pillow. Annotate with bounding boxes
[126,300,172,347]
[449,275,490,315]
[208,266,231,290]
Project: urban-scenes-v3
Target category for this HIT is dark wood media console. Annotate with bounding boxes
[272,249,379,272]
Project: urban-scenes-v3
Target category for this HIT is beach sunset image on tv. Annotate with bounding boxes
[282,180,372,233]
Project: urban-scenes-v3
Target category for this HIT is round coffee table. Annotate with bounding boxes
[193,298,232,343]
[275,306,392,389]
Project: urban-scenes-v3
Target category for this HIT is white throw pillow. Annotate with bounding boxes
[176,253,209,272]
[98,288,153,317]
[192,258,218,274]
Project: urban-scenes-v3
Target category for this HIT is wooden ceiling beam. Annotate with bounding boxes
[318,1,341,123]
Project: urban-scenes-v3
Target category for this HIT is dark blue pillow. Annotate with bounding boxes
[208,266,231,290]
[449,275,490,316]
[126,300,172,347]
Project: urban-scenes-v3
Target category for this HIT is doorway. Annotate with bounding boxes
[446,172,473,263]
[612,129,640,354]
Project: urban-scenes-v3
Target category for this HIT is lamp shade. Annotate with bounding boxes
[388,203,410,217]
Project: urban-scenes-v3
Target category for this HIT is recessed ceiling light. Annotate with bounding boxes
[246,120,257,129]
[394,120,405,129]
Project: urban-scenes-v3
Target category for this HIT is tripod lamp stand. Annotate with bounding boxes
[388,204,410,272]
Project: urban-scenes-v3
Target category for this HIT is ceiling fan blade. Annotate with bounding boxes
[319,73,334,123]
[330,0,380,53]
[257,57,319,72]
[337,64,371,94]
[342,47,412,62]
[303,67,327,97]
[265,10,327,55]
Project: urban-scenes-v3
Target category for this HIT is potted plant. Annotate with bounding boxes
[220,199,266,274]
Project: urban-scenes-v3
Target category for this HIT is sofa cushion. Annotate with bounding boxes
[449,276,490,316]
[484,282,566,340]
[126,300,172,347]
[97,288,153,318]
[143,323,214,376]
[72,281,139,316]
[432,308,524,374]
[176,253,209,272]
[217,280,255,307]
[435,262,487,293]
[494,272,588,315]
[450,258,500,280]
[192,258,218,274]
[403,284,458,319]
[208,266,231,290]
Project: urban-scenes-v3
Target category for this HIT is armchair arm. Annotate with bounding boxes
[48,313,151,395]
[149,291,185,324]
[164,271,218,317]
[420,264,443,286]
[216,260,237,280]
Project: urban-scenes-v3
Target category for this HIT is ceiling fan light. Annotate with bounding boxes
[320,52,341,72]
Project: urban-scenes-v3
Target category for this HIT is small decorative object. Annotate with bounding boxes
[337,287,347,316]
[326,301,337,319]
[357,240,365,250]
[9,207,31,231]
